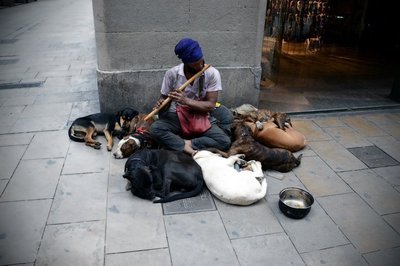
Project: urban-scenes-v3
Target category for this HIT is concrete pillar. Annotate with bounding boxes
[92,0,267,113]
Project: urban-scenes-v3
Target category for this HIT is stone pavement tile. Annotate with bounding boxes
[365,113,400,126]
[294,144,316,157]
[36,69,81,79]
[324,126,372,148]
[162,189,216,215]
[34,90,99,105]
[0,145,26,179]
[313,116,346,128]
[105,248,171,266]
[318,193,400,253]
[108,156,128,193]
[300,244,368,266]
[0,88,27,99]
[309,140,367,172]
[20,103,73,117]
[266,170,306,195]
[0,105,25,116]
[0,158,63,201]
[0,132,33,146]
[383,213,400,233]
[215,198,283,239]
[368,136,400,162]
[0,106,23,134]
[293,156,352,197]
[62,140,111,174]
[36,221,105,266]
[0,179,7,195]
[2,95,37,106]
[341,116,387,137]
[373,165,400,186]
[292,120,332,141]
[339,169,400,215]
[378,123,400,140]
[268,194,349,253]
[0,199,52,265]
[69,100,100,122]
[363,246,400,266]
[165,211,239,266]
[231,233,305,266]
[48,172,108,224]
[11,115,69,133]
[106,192,167,253]
[23,130,70,159]
[348,146,399,168]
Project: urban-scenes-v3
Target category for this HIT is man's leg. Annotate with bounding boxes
[191,124,231,151]
[210,104,234,136]
[149,112,185,151]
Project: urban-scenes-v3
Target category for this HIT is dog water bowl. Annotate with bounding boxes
[279,187,314,219]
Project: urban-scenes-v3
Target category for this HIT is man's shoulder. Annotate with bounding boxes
[205,66,221,81]
[166,64,183,76]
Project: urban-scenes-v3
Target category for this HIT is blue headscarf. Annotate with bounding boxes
[174,38,203,63]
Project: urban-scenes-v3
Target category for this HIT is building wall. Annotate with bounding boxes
[92,0,267,113]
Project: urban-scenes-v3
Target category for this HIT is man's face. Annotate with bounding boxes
[185,58,205,75]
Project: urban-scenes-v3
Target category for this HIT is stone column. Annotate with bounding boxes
[92,0,267,113]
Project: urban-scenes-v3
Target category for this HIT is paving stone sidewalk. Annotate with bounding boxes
[1,0,400,265]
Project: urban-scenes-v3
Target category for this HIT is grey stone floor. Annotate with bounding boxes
[1,1,400,265]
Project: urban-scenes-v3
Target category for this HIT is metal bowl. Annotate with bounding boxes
[279,187,314,219]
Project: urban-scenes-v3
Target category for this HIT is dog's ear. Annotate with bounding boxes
[123,171,132,180]
[131,108,139,117]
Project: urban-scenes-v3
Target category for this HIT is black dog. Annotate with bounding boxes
[68,107,138,151]
[123,149,204,203]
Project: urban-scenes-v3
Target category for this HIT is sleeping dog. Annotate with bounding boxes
[113,114,156,159]
[123,149,204,203]
[193,150,266,206]
[68,107,138,151]
[210,121,302,172]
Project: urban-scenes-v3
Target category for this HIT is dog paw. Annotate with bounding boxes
[255,121,264,130]
[107,145,112,151]
[236,158,248,167]
[94,142,102,149]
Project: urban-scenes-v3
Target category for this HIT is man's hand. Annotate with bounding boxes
[168,90,188,105]
[153,96,168,110]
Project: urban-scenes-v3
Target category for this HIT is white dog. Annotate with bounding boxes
[193,150,267,206]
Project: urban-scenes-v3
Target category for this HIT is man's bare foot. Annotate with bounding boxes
[183,139,197,155]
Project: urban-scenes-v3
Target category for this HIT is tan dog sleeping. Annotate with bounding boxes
[245,120,307,152]
[231,104,306,152]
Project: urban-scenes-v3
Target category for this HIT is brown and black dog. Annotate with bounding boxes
[113,114,156,158]
[209,121,302,172]
[68,107,138,151]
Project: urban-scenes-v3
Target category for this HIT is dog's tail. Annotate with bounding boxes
[295,153,303,166]
[153,176,205,204]
[68,125,85,142]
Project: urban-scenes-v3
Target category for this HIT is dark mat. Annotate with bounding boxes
[348,146,399,168]
[162,189,216,215]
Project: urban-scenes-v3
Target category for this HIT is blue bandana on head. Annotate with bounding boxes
[174,38,203,64]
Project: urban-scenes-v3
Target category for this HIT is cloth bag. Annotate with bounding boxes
[176,105,211,139]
